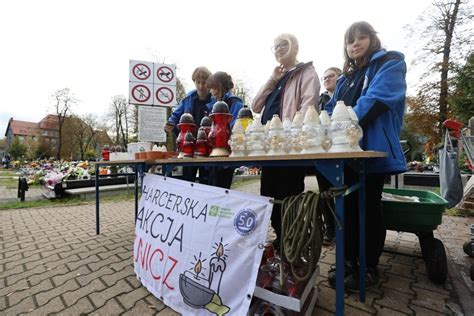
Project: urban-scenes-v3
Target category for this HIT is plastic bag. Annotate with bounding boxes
[439,132,463,208]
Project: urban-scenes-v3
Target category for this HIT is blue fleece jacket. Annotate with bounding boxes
[206,91,243,128]
[325,50,408,175]
[167,90,207,126]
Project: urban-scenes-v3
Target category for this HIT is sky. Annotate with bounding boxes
[0,0,436,137]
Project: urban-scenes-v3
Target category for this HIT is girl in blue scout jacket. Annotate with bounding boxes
[206,71,243,129]
[205,71,244,189]
[164,66,212,183]
[325,21,407,291]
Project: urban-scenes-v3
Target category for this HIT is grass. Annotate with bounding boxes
[0,191,135,210]
[445,207,474,217]
[231,178,260,189]
[0,177,18,189]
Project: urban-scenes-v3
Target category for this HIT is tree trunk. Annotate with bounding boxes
[438,0,461,135]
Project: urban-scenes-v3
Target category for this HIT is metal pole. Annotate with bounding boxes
[95,163,100,234]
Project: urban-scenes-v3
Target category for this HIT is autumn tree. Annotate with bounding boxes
[68,114,101,160]
[51,88,77,160]
[406,0,472,140]
[8,137,27,160]
[35,137,54,159]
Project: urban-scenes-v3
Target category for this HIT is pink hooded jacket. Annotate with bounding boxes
[252,62,320,121]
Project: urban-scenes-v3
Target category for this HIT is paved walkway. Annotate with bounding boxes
[0,179,473,315]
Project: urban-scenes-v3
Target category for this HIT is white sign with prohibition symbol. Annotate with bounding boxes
[154,84,176,106]
[155,64,176,85]
[129,60,154,83]
[130,83,153,105]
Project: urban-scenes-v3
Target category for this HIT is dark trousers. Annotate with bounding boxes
[208,167,234,189]
[315,170,335,231]
[182,167,209,184]
[344,169,387,269]
[260,166,306,247]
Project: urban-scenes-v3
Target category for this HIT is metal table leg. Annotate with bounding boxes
[95,163,100,235]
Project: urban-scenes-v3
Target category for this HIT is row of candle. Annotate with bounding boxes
[175,100,364,159]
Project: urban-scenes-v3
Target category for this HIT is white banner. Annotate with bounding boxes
[134,173,273,315]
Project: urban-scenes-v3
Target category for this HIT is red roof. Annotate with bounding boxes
[9,120,40,136]
[38,114,59,130]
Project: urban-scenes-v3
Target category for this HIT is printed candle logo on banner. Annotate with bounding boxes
[179,237,231,316]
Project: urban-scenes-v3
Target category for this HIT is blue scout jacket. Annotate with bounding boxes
[206,91,243,128]
[167,90,202,126]
[325,50,408,175]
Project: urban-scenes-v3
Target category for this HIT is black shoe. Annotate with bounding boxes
[344,267,379,293]
[328,261,357,288]
[323,227,335,246]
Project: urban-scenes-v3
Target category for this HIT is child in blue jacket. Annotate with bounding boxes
[325,21,408,291]
[164,66,212,183]
[205,71,243,189]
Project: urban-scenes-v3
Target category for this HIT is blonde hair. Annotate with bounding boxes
[192,66,211,82]
[274,33,299,58]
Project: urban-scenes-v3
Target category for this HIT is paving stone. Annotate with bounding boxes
[313,285,342,313]
[87,251,125,269]
[388,254,417,267]
[319,251,335,265]
[410,286,450,313]
[35,278,80,306]
[125,274,143,289]
[412,273,451,295]
[62,278,106,306]
[7,278,54,306]
[76,265,114,287]
[28,296,65,315]
[52,264,91,288]
[100,267,135,287]
[89,279,134,307]
[121,297,164,315]
[385,261,415,279]
[90,297,125,315]
[58,296,95,315]
[117,287,150,309]
[378,253,394,267]
[374,287,414,314]
[344,290,380,314]
[409,304,446,315]
[310,306,334,315]
[373,303,411,315]
[27,265,69,287]
[381,273,415,295]
[154,306,180,315]
[109,257,133,271]
[1,296,36,315]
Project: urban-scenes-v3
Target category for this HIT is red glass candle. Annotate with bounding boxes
[195,128,209,157]
[208,113,233,156]
[176,123,196,153]
[101,145,110,161]
[181,131,195,158]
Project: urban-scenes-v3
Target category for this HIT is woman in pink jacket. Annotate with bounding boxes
[252,33,320,250]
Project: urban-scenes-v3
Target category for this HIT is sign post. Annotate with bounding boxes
[129,60,178,142]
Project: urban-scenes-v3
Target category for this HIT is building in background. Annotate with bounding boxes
[4,115,111,160]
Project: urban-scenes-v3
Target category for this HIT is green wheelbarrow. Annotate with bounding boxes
[382,188,449,284]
